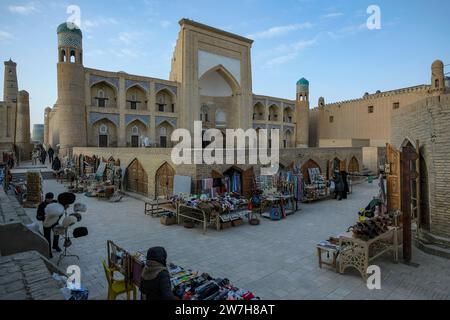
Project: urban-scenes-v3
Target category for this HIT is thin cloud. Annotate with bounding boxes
[321,12,343,19]
[264,38,318,67]
[247,23,313,40]
[0,30,14,41]
[160,20,171,28]
[111,31,142,45]
[8,3,37,15]
[327,23,367,39]
[83,17,118,31]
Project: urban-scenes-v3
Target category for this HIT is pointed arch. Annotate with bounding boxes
[126,158,148,196]
[155,162,175,199]
[268,104,280,121]
[253,102,266,121]
[91,81,117,108]
[348,156,360,173]
[126,84,147,110]
[301,159,322,184]
[155,88,175,113]
[199,64,241,93]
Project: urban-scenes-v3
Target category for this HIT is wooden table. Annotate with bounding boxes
[338,227,399,280]
[317,244,340,272]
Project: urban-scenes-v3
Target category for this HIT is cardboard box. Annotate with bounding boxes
[160,216,177,226]
[232,218,244,227]
[220,221,232,230]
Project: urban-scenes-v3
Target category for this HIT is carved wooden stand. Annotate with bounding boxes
[339,227,399,280]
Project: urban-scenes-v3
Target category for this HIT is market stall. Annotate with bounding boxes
[106,241,259,300]
[175,195,249,233]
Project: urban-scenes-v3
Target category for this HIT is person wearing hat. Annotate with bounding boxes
[140,247,177,300]
[43,192,76,258]
[43,202,64,258]
[36,193,56,222]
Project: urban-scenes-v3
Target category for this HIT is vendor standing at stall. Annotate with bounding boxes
[140,247,177,300]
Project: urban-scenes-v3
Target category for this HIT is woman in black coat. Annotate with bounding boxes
[140,247,176,300]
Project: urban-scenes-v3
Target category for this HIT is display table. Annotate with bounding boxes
[338,227,399,280]
[260,194,297,219]
[144,199,174,217]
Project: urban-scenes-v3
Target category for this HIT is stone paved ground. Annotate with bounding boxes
[24,179,450,300]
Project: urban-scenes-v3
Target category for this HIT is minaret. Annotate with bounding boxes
[15,90,31,145]
[56,22,86,156]
[3,59,18,103]
[44,107,51,147]
[295,78,310,147]
[431,60,445,91]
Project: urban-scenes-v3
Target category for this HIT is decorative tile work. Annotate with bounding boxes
[89,75,119,90]
[155,116,177,127]
[125,114,150,126]
[155,83,177,95]
[253,123,268,129]
[267,125,281,130]
[89,112,120,126]
[125,80,150,92]
[58,34,82,49]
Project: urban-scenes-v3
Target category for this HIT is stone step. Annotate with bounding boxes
[419,229,450,249]
[414,239,450,260]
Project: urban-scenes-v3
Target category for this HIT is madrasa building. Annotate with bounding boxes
[44,19,450,248]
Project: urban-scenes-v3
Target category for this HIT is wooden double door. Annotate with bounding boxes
[126,159,148,196]
[155,162,175,199]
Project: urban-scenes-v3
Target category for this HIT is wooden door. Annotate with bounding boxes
[348,157,360,173]
[340,159,347,172]
[99,135,108,147]
[386,144,401,211]
[131,135,139,148]
[242,167,255,198]
[126,159,148,196]
[155,162,174,198]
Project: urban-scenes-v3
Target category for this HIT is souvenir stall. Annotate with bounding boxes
[303,168,329,203]
[23,170,43,208]
[176,194,250,233]
[317,176,402,280]
[253,168,302,221]
[106,241,259,300]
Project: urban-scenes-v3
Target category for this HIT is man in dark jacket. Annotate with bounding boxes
[52,156,61,171]
[140,247,176,300]
[36,192,56,222]
[48,147,55,164]
[333,171,345,201]
[340,171,349,199]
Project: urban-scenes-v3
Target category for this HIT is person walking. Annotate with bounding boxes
[40,149,47,165]
[32,149,39,166]
[47,147,55,164]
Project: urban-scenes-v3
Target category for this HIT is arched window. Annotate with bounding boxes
[70,50,76,63]
[132,126,139,135]
[435,79,439,88]
[97,90,106,107]
[99,125,108,134]
[201,104,209,123]
[131,126,139,147]
[60,49,67,63]
[216,110,226,127]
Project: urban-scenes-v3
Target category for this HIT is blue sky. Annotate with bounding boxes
[1,0,449,128]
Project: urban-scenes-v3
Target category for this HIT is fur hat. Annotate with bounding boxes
[62,215,78,228]
[58,192,76,206]
[44,203,64,228]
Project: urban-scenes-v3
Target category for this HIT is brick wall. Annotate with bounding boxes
[391,93,450,238]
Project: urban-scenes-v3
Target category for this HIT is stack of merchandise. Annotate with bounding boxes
[24,170,43,207]
[347,216,393,241]
[304,174,328,200]
[168,264,259,301]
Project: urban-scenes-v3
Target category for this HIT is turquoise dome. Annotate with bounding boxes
[57,22,82,38]
[296,78,309,86]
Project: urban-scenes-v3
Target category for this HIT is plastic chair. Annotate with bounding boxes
[102,259,136,300]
